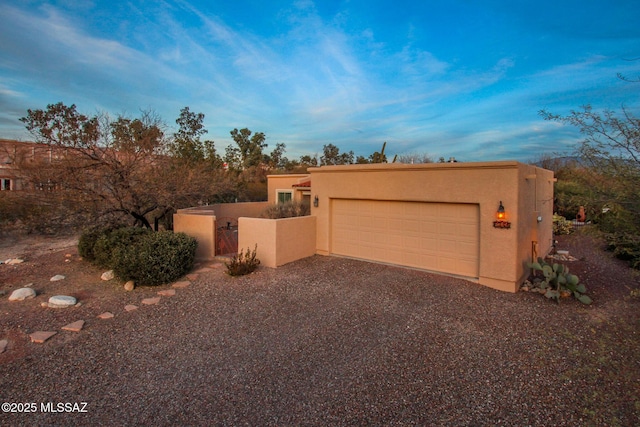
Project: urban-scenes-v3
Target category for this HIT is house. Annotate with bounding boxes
[176,160,555,293]
[0,139,60,191]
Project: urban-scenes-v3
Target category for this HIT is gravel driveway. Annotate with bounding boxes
[1,238,639,426]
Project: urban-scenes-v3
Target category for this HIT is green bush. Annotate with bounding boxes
[260,201,310,219]
[112,231,197,286]
[78,226,115,262]
[605,233,640,270]
[552,213,573,235]
[93,227,150,268]
[226,245,260,276]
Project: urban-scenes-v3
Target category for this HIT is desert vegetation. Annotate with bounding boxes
[540,103,640,270]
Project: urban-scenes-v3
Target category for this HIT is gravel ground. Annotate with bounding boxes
[1,232,639,426]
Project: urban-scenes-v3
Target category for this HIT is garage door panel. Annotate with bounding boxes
[332,199,479,277]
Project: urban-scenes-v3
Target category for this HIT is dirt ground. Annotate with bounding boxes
[0,229,639,425]
[0,232,218,362]
[1,229,638,363]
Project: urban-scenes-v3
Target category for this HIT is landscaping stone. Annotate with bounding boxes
[5,258,24,265]
[50,274,66,281]
[0,339,7,354]
[97,312,114,319]
[124,304,138,312]
[62,320,85,332]
[141,297,161,305]
[124,280,135,291]
[158,289,176,297]
[29,331,57,343]
[8,287,36,301]
[172,281,190,289]
[48,295,77,308]
[101,270,115,281]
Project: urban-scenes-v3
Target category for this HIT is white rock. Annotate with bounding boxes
[101,270,115,281]
[5,258,24,265]
[48,295,77,308]
[8,287,36,301]
[124,280,135,291]
[50,274,66,282]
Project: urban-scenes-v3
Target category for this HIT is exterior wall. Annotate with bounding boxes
[308,161,554,293]
[173,209,217,260]
[267,174,310,204]
[173,202,269,260]
[210,202,268,220]
[238,216,317,267]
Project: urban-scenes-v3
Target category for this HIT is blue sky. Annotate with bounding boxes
[1,0,639,162]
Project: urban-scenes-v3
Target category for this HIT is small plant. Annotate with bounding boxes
[553,213,573,235]
[529,257,592,304]
[226,245,260,276]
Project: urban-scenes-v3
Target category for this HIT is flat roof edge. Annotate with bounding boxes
[308,160,524,173]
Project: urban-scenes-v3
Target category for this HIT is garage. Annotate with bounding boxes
[331,199,480,278]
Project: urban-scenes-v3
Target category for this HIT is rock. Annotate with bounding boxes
[124,280,135,292]
[101,270,115,281]
[0,339,8,354]
[157,289,176,297]
[29,331,57,343]
[141,297,161,305]
[9,287,36,301]
[5,258,25,265]
[186,274,199,281]
[172,281,190,289]
[50,274,65,282]
[97,312,114,319]
[41,302,49,308]
[62,320,85,332]
[48,295,77,308]
[124,304,138,312]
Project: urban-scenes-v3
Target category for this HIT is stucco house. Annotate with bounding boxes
[176,160,554,293]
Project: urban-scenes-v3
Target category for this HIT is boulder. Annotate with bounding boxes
[8,287,36,301]
[101,270,115,281]
[48,295,77,308]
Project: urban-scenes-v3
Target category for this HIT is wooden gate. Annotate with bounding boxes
[216,217,238,255]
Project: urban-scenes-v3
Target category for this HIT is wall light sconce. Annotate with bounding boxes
[313,195,319,207]
[493,201,511,229]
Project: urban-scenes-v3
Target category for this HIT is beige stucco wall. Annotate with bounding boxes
[238,215,317,267]
[173,210,216,260]
[174,202,269,260]
[308,161,554,293]
[209,202,268,219]
[267,174,310,204]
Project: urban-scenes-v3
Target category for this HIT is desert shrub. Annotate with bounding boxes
[226,245,260,276]
[553,213,573,235]
[260,201,310,219]
[78,226,110,262]
[111,231,197,286]
[605,233,640,270]
[93,227,150,268]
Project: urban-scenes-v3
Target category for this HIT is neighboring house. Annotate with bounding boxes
[176,160,554,293]
[0,139,58,191]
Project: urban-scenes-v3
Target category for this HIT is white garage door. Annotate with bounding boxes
[331,199,479,278]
